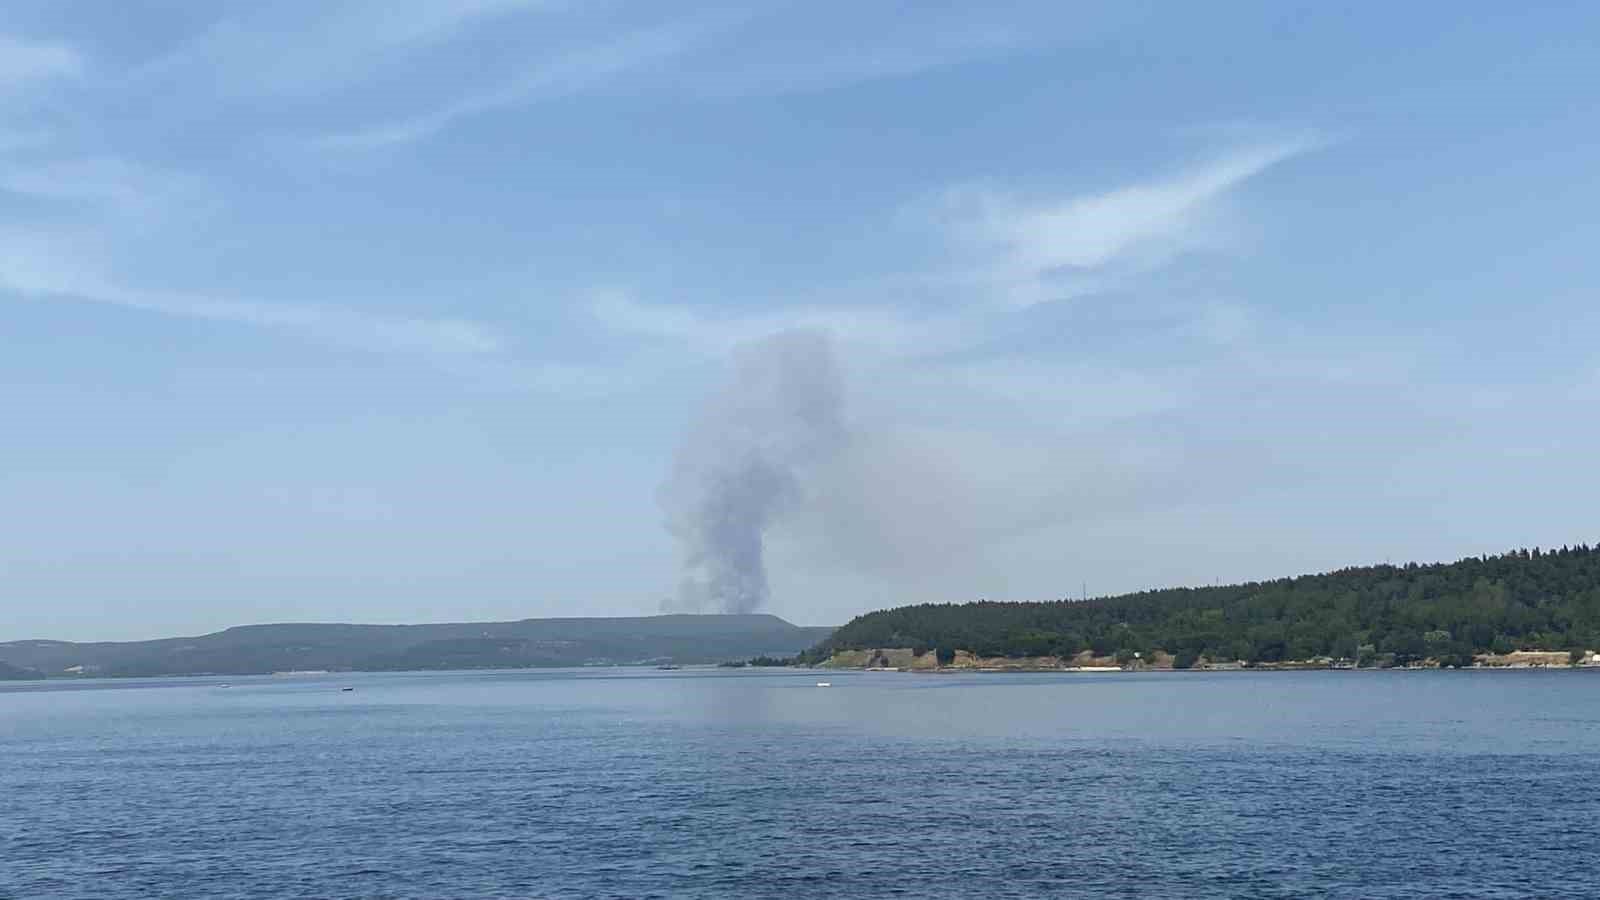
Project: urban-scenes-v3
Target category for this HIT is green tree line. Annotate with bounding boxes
[802,544,1600,667]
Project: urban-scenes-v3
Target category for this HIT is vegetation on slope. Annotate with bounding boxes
[0,660,42,680]
[804,545,1600,668]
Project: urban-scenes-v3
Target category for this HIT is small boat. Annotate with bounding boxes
[815,681,831,688]
[656,664,681,671]
[341,687,355,692]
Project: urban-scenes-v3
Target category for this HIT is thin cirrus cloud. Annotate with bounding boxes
[0,229,502,358]
[939,136,1323,307]
[586,289,976,359]
[310,22,708,151]
[0,34,82,89]
[0,156,215,220]
[0,139,498,359]
[132,0,560,99]
[305,7,1071,151]
[589,138,1319,359]
[679,20,1029,100]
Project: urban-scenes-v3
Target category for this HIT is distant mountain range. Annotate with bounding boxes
[0,614,834,678]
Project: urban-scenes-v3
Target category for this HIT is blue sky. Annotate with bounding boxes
[3,1,1598,640]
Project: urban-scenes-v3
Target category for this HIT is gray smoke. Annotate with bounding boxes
[660,330,845,614]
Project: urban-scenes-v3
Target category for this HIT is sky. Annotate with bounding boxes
[3,1,1599,641]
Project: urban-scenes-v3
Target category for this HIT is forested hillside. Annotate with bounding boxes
[0,660,41,681]
[808,545,1600,667]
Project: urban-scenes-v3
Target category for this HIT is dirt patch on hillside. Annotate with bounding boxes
[1475,650,1572,667]
[818,647,938,670]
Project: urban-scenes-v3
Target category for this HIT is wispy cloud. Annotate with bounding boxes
[0,156,215,220]
[687,21,1027,99]
[16,278,503,357]
[0,231,501,357]
[0,34,82,90]
[590,138,1324,363]
[938,137,1322,307]
[306,5,1061,149]
[0,129,52,153]
[668,0,1132,100]
[349,0,563,52]
[136,0,559,99]
[587,288,978,358]
[311,23,704,150]
[115,3,1082,152]
[0,141,499,359]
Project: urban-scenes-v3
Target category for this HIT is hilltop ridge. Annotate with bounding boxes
[0,614,832,677]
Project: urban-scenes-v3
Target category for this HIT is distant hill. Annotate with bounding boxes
[0,614,834,677]
[806,544,1600,668]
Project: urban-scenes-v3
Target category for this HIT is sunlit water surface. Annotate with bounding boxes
[3,668,1597,898]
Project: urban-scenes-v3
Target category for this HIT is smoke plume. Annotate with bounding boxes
[661,330,845,614]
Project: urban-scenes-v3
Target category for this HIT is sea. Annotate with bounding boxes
[2,668,1597,899]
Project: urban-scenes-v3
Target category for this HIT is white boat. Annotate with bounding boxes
[815,681,831,687]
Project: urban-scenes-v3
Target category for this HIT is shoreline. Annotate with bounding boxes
[833,664,1600,673]
[815,647,1600,674]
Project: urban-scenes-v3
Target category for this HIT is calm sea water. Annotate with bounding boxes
[3,668,1597,899]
